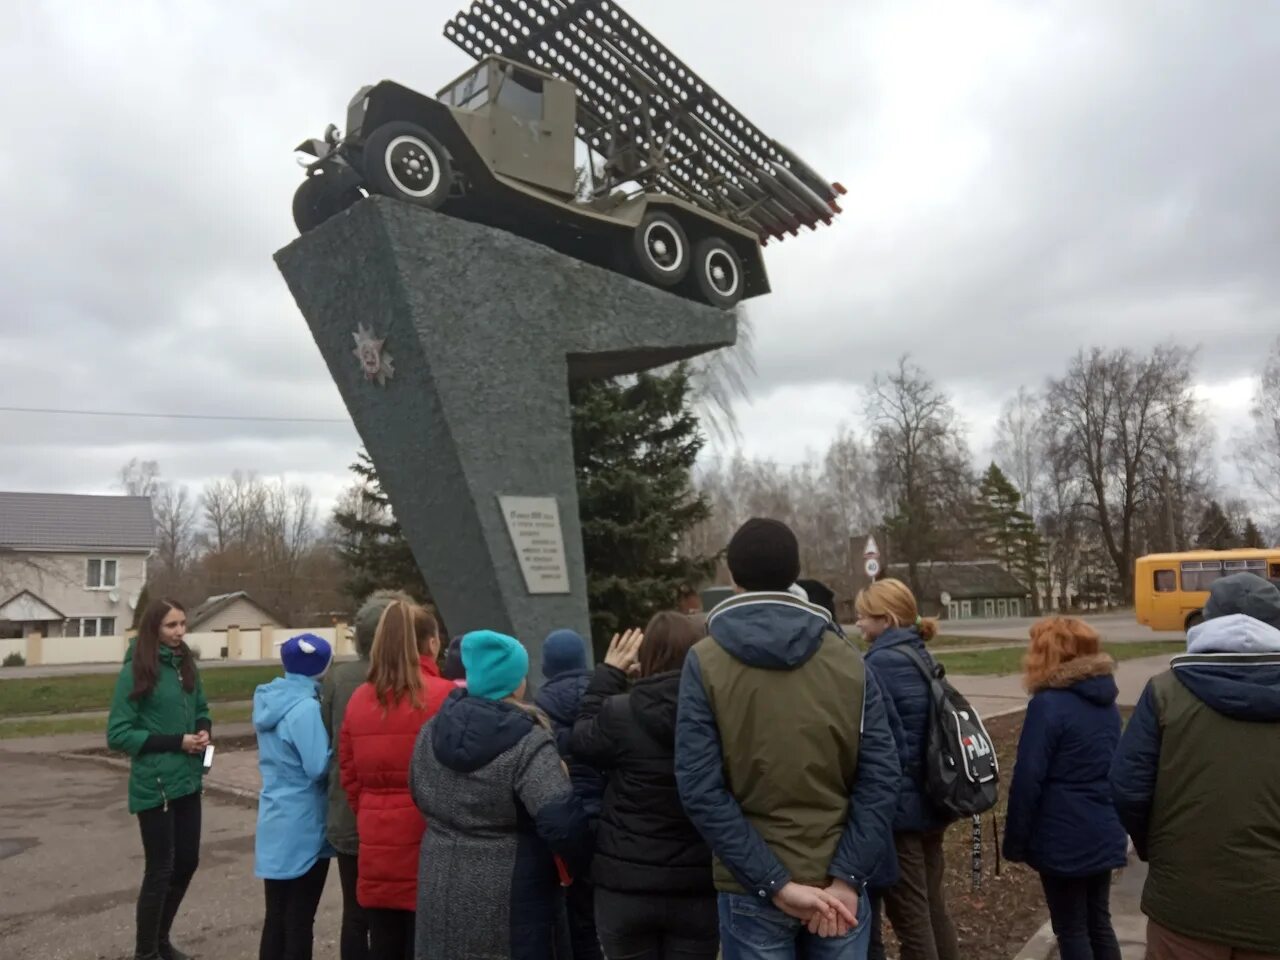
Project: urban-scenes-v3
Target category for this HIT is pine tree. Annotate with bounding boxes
[976,463,1044,611]
[1194,500,1239,550]
[331,451,430,608]
[572,365,715,656]
[1242,517,1267,549]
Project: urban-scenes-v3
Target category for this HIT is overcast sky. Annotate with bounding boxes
[3,0,1278,514]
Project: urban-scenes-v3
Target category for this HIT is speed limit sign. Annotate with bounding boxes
[865,558,881,578]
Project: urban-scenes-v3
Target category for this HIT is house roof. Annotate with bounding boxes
[0,492,155,552]
[887,561,1029,600]
[0,590,65,622]
[188,591,283,630]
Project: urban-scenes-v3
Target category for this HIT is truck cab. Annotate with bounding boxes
[436,57,577,198]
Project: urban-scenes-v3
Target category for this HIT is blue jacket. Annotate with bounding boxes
[675,593,900,897]
[253,673,334,879]
[533,669,605,819]
[1002,654,1128,876]
[863,627,950,834]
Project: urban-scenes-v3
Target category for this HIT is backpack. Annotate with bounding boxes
[891,644,999,820]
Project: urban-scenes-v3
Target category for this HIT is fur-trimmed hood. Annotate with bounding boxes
[1031,653,1118,706]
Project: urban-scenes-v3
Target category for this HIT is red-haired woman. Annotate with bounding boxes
[107,599,211,960]
[1003,617,1128,960]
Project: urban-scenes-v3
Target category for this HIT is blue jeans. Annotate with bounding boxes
[718,890,870,960]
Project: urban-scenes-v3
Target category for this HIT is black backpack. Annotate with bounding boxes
[891,644,999,820]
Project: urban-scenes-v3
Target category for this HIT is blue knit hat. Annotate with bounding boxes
[281,633,333,678]
[542,628,588,679]
[461,630,529,700]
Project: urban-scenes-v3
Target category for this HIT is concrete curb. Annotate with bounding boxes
[60,750,260,807]
[1012,918,1057,960]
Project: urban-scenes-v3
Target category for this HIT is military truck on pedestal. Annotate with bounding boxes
[292,0,844,308]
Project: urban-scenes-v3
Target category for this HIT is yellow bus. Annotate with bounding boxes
[1135,549,1280,632]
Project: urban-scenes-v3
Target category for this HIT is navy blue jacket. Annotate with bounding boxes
[534,669,604,820]
[675,593,900,898]
[863,627,950,834]
[1002,654,1128,876]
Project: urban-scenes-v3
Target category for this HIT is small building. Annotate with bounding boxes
[188,592,285,632]
[0,491,155,640]
[888,561,1031,620]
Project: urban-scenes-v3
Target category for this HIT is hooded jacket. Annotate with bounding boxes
[570,664,714,896]
[863,626,951,834]
[675,592,900,899]
[106,640,212,815]
[253,673,334,879]
[1111,614,1280,953]
[409,691,593,960]
[1002,654,1128,877]
[321,655,369,856]
[339,656,454,911]
[534,669,605,819]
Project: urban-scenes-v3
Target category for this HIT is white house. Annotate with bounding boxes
[0,492,155,641]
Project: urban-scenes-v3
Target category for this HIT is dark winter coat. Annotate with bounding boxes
[1002,654,1128,877]
[107,640,212,814]
[863,627,951,834]
[409,690,594,960]
[675,592,900,898]
[321,656,369,856]
[534,669,605,820]
[570,664,714,896]
[339,657,454,911]
[1111,614,1280,953]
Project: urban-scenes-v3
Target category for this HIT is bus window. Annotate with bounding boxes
[1271,562,1280,583]
[1154,569,1176,592]
[1180,560,1224,592]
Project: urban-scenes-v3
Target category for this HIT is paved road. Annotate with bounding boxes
[0,747,343,960]
[942,611,1180,644]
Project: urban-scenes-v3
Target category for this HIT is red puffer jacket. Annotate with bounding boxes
[339,657,454,910]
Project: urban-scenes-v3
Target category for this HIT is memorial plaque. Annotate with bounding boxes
[499,496,571,595]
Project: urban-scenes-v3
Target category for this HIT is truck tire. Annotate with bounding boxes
[690,237,744,308]
[292,171,363,233]
[631,212,689,287]
[363,122,453,209]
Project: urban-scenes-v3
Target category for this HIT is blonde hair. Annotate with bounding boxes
[855,578,939,642]
[367,600,433,712]
[1023,617,1101,692]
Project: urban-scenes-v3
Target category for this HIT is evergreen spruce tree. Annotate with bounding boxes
[331,451,430,608]
[571,365,715,656]
[1194,500,1239,550]
[1242,517,1267,549]
[976,463,1044,612]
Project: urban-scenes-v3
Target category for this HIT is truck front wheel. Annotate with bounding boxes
[363,122,453,210]
[632,212,690,287]
[292,171,363,234]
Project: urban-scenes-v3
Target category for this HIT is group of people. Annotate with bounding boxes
[105,515,1280,960]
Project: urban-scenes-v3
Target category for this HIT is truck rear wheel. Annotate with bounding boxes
[363,122,453,210]
[631,212,689,287]
[690,237,744,308]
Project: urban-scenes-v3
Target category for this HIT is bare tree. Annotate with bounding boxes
[684,307,756,443]
[993,386,1044,520]
[1045,345,1200,602]
[866,356,973,593]
[153,484,200,581]
[1237,336,1280,526]
[117,458,162,498]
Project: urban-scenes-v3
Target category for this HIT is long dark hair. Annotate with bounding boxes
[130,599,196,700]
[638,611,705,678]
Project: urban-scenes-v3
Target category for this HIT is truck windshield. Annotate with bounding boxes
[446,67,490,111]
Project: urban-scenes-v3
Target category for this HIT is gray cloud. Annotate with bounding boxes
[2,0,1277,505]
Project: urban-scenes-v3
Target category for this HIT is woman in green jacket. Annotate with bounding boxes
[107,599,212,960]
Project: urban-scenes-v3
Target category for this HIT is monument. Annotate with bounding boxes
[277,0,844,667]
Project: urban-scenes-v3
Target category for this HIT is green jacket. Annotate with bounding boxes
[321,657,369,855]
[106,641,211,814]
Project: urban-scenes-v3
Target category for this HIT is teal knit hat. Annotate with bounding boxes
[461,630,529,700]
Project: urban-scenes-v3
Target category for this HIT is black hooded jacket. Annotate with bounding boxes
[570,664,714,896]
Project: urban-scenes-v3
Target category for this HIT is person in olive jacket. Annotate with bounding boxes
[570,613,718,959]
[107,599,211,960]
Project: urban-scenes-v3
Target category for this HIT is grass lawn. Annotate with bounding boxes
[0,703,255,740]
[0,665,281,719]
[935,639,1184,676]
